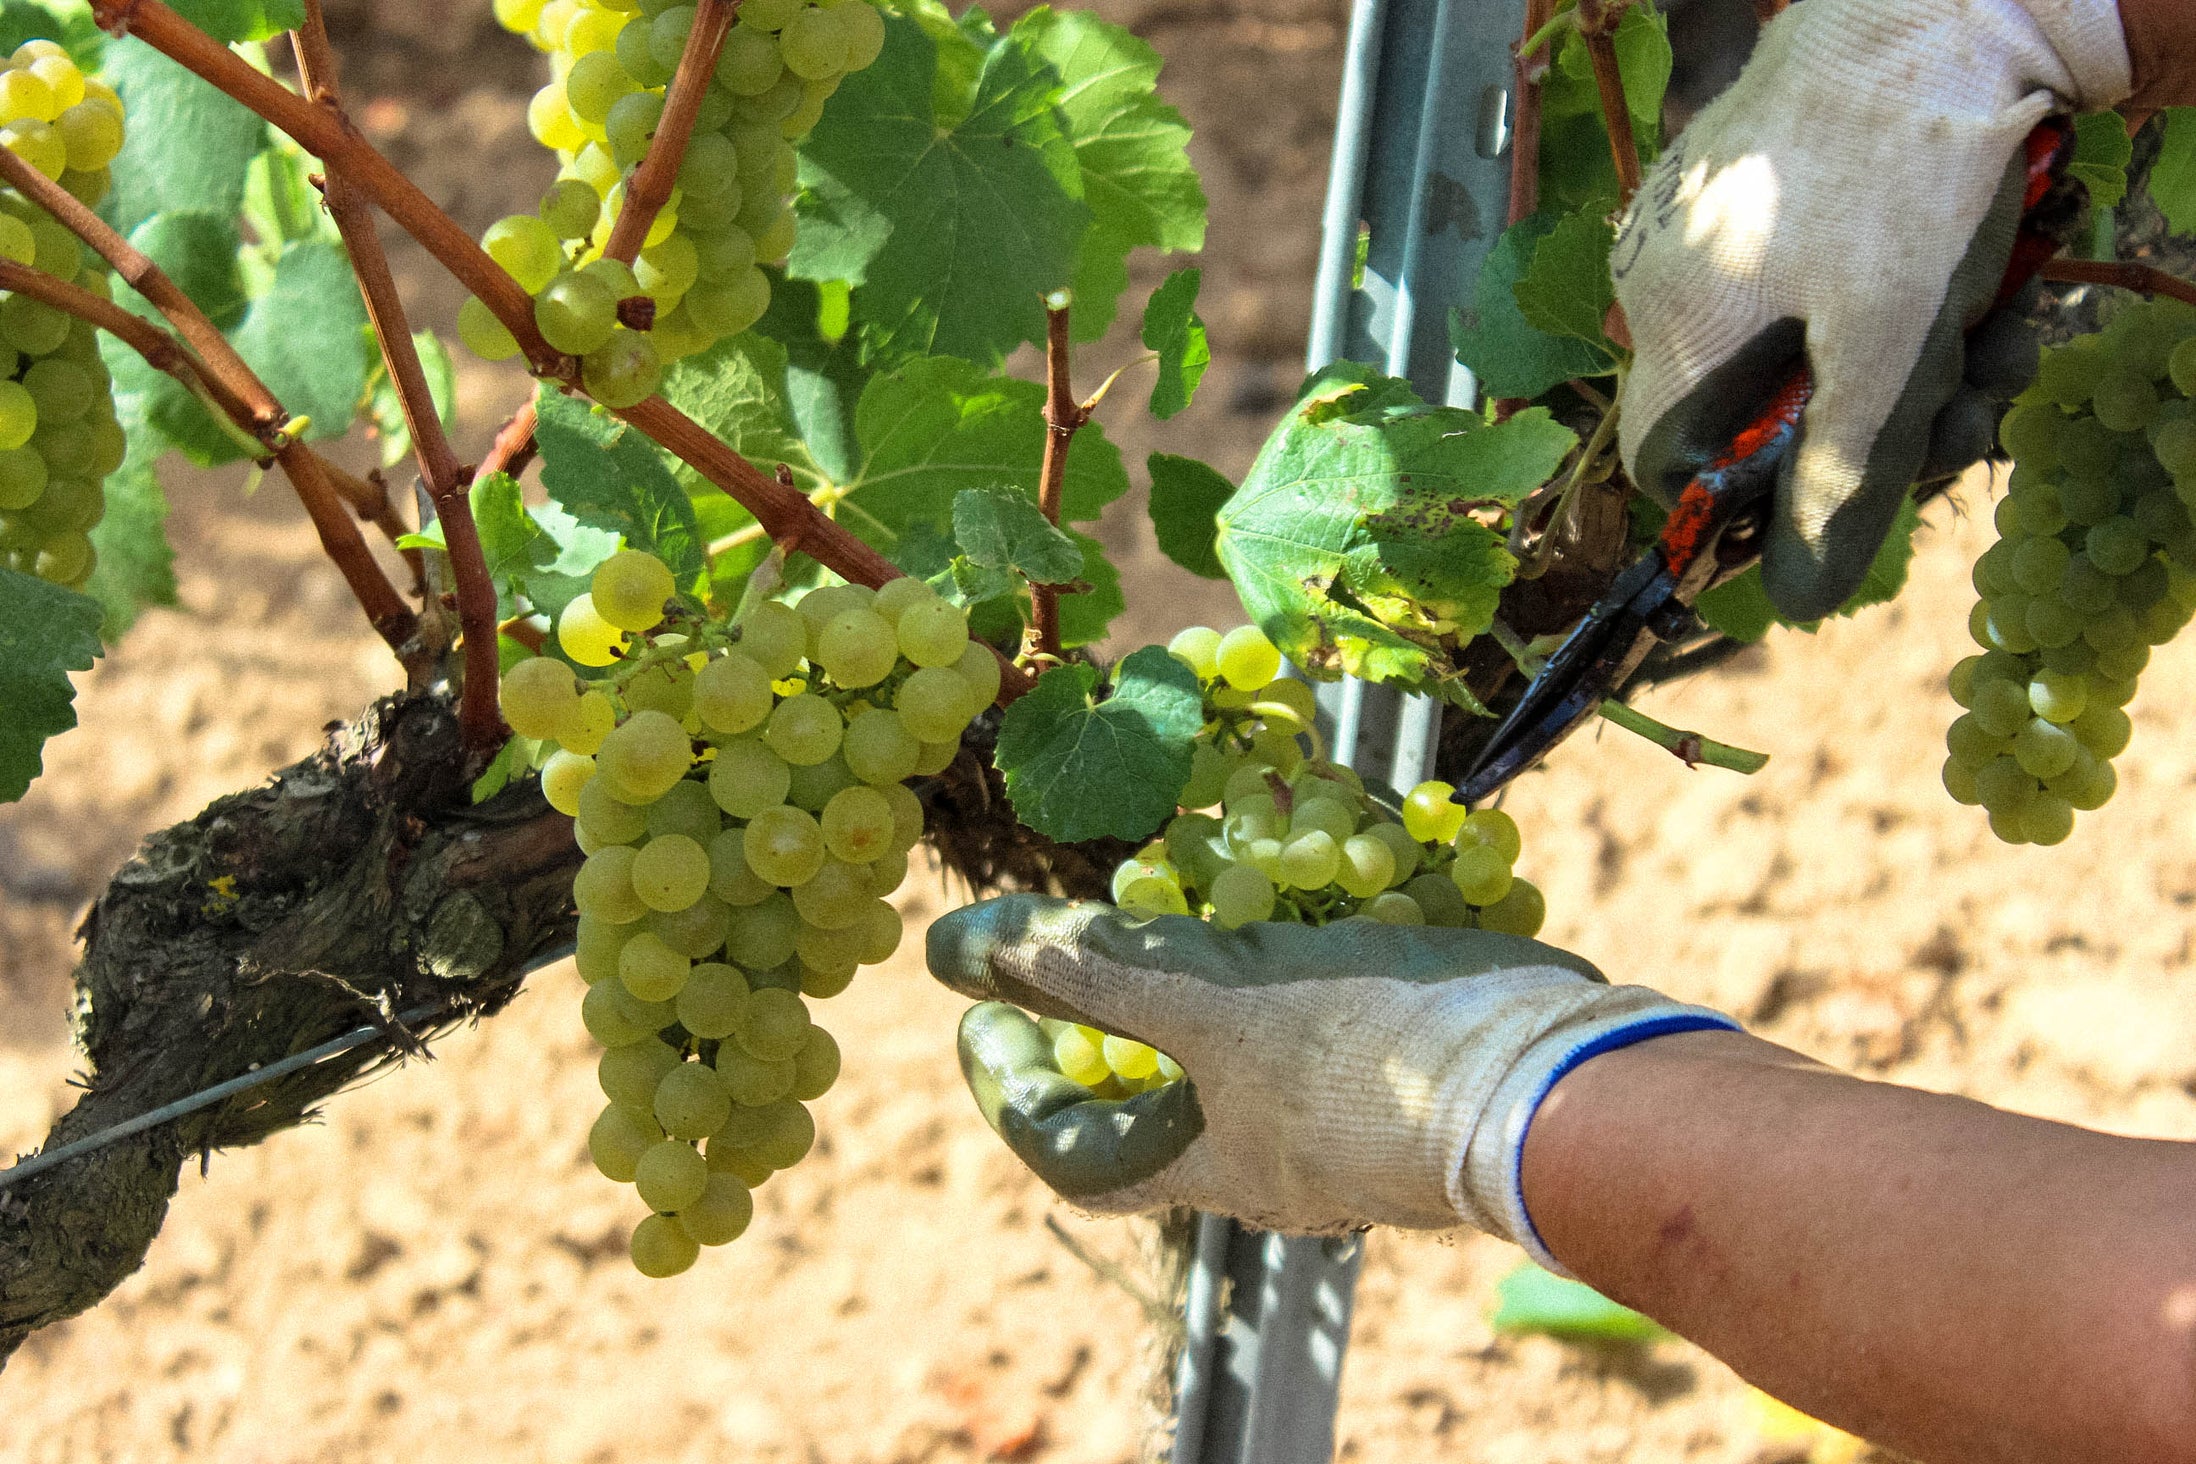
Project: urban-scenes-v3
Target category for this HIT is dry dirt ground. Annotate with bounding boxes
[7,3,2196,1461]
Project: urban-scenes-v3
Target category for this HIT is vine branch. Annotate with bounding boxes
[0,148,420,663]
[1508,0,1556,226]
[603,0,736,266]
[1031,297,1087,663]
[293,1,504,757]
[1598,699,1768,775]
[1575,0,1643,207]
[94,0,1036,702]
[2039,258,2196,310]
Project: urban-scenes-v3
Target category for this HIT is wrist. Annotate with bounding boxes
[1458,996,1741,1274]
[2116,0,2196,109]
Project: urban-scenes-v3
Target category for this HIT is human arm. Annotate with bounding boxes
[1523,1027,2196,1464]
[2119,0,2196,110]
[929,901,2196,1461]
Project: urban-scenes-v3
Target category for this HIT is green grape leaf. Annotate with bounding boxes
[470,732,537,805]
[1491,1262,1668,1343]
[122,212,248,329]
[658,329,826,499]
[534,385,705,592]
[1146,451,1232,580]
[993,645,1202,842]
[1694,498,1924,642]
[657,328,833,600]
[0,566,102,802]
[750,274,870,484]
[228,239,370,442]
[1056,525,1122,647]
[109,236,367,467]
[1452,213,1616,398]
[793,12,1089,366]
[949,556,1020,606]
[952,483,1086,584]
[100,42,267,235]
[1513,208,1616,348]
[82,434,175,641]
[0,1,104,66]
[1141,266,1210,420]
[2070,108,2132,210]
[468,471,552,619]
[1535,10,1668,217]
[842,353,1127,542]
[2149,108,2196,235]
[1215,363,1576,692]
[165,0,304,42]
[365,328,456,469]
[1009,6,1206,341]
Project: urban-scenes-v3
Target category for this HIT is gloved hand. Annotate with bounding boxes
[1613,0,2132,622]
[926,894,1736,1269]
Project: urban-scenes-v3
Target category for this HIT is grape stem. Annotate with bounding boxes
[1033,298,1090,662]
[91,0,1037,705]
[1597,698,1770,775]
[1575,0,1644,208]
[294,0,505,758]
[603,0,739,266]
[1508,0,1557,225]
[2039,258,2196,311]
[0,166,424,669]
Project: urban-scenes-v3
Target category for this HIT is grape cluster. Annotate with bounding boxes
[462,0,887,405]
[1053,624,1547,1096]
[500,548,995,1276]
[0,41,128,590]
[1946,299,2196,844]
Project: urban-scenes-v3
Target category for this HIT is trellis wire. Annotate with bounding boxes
[0,946,574,1195]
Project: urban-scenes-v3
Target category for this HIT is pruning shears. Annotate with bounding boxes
[1457,117,2080,807]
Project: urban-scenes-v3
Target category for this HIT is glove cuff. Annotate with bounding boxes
[1454,994,1742,1275]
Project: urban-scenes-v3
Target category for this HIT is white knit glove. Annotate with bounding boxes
[926,894,1737,1269]
[1614,0,2132,621]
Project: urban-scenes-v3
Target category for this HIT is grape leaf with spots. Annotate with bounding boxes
[1215,363,1576,694]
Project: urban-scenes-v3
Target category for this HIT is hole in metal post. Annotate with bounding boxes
[1475,84,1512,159]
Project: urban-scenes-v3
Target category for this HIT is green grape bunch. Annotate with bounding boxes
[1048,622,1549,1096]
[1946,297,2196,845]
[459,0,887,407]
[498,547,997,1276]
[0,40,131,590]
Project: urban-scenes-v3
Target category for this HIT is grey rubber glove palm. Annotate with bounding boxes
[928,894,1736,1265]
[1614,0,2132,620]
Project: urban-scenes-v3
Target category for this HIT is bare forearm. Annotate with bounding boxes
[1521,1029,2196,1463]
[2118,0,2196,110]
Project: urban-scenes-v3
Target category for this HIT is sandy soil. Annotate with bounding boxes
[7,2,2196,1460]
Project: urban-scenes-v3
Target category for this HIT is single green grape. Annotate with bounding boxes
[763,692,844,766]
[535,270,619,356]
[589,1103,661,1182]
[597,709,694,804]
[678,1174,755,1246]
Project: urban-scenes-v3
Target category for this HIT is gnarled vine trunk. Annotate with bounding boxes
[0,694,581,1367]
